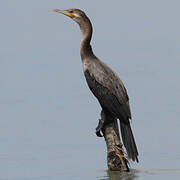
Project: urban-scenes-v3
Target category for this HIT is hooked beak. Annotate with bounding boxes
[53,9,75,18]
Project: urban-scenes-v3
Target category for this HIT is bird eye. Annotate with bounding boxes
[69,10,73,13]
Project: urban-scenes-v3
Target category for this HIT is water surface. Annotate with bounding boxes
[0,0,180,179]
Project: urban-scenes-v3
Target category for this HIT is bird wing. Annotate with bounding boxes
[84,59,131,123]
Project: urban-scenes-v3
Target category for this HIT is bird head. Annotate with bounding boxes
[54,8,87,24]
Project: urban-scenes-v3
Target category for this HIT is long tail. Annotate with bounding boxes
[120,122,139,162]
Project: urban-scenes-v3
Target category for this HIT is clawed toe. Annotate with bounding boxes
[96,129,103,137]
[95,118,104,137]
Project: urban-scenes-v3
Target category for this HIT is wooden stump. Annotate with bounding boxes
[101,115,129,171]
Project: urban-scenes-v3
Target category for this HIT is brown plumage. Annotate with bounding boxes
[54,8,139,162]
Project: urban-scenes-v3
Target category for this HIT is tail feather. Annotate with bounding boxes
[120,122,139,162]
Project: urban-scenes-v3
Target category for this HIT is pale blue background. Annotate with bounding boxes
[0,0,180,179]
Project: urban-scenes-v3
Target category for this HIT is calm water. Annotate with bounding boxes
[1,1,180,179]
[1,53,180,180]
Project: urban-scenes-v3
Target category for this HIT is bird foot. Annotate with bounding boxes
[95,118,104,137]
[96,129,103,137]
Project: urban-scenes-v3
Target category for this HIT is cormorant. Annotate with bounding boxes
[54,8,139,162]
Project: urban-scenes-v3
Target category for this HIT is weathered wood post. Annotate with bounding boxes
[100,112,129,171]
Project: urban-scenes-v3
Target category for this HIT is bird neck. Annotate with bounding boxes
[79,18,94,60]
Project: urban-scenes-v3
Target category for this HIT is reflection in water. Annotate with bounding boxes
[99,169,139,180]
[98,168,180,180]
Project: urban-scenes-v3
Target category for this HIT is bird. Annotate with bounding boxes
[54,8,139,162]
